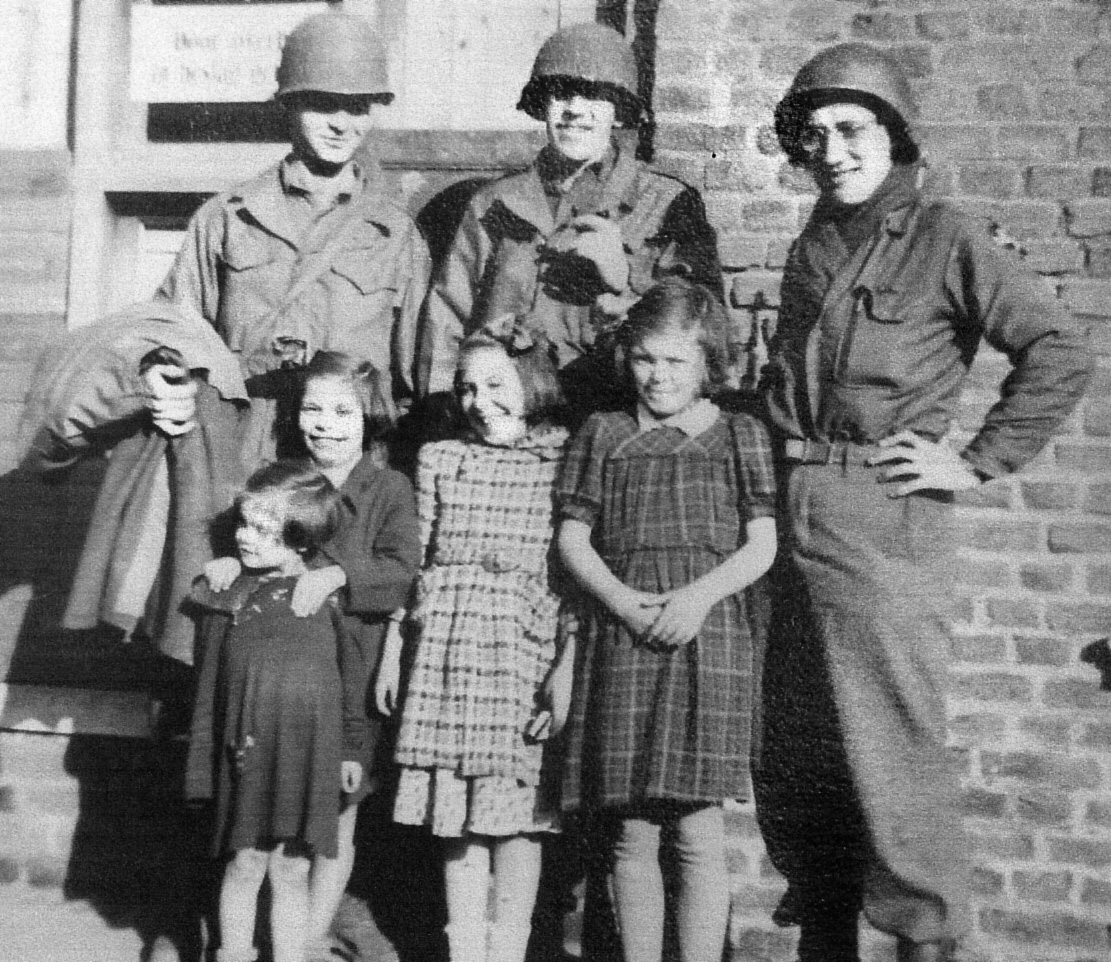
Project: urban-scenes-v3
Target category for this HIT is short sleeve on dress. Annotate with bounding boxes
[728,413,777,522]
[555,413,622,527]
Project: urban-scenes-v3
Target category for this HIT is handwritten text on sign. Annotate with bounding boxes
[130,3,327,103]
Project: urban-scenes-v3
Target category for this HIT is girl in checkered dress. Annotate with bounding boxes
[552,279,778,962]
[377,322,568,962]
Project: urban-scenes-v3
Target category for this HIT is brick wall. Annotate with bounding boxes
[0,148,111,688]
[0,150,71,471]
[647,2,1111,959]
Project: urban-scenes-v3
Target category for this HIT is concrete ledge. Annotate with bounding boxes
[0,684,150,739]
[0,888,144,962]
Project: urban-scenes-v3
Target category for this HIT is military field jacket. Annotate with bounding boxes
[763,195,1093,477]
[158,159,431,405]
[417,141,720,396]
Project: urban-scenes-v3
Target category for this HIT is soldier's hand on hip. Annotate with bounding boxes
[869,431,982,496]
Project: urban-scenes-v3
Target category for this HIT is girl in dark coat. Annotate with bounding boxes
[202,352,422,961]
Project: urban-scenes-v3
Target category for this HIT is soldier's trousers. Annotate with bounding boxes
[753,460,970,944]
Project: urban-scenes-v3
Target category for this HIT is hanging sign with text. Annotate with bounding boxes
[130,3,326,103]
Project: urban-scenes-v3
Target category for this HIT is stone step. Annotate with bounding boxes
[0,889,144,962]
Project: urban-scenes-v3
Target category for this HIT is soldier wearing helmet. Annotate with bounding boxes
[416,21,721,422]
[150,10,430,430]
[72,10,428,656]
[756,44,1092,962]
[150,11,430,957]
[31,17,431,961]
[38,10,431,675]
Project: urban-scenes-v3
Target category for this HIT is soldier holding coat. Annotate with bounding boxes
[755,44,1092,962]
[25,12,430,665]
[155,11,431,441]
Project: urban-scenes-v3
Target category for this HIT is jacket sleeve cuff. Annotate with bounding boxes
[344,579,414,616]
[960,448,1006,482]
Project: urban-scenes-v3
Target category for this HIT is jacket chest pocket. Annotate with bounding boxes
[836,285,929,387]
[330,249,395,296]
[223,223,281,275]
[322,249,398,364]
[219,231,287,349]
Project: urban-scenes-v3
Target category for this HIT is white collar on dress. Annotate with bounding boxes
[635,398,720,437]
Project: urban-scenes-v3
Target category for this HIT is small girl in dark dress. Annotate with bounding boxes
[202,352,422,961]
[552,280,778,962]
[187,462,363,962]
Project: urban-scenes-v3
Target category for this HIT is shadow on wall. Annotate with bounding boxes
[0,452,214,958]
[0,460,127,689]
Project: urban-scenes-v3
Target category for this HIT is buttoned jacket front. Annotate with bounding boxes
[763,195,1092,477]
[159,160,431,403]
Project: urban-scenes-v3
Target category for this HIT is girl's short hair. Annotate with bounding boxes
[616,279,735,395]
[454,326,566,427]
[236,461,339,557]
[298,350,396,447]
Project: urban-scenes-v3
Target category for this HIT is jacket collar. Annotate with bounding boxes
[809,163,920,251]
[231,156,394,247]
[535,144,615,191]
[496,136,641,236]
[281,155,359,202]
[295,450,383,506]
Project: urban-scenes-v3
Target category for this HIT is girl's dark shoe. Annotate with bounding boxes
[796,917,860,962]
[896,937,955,962]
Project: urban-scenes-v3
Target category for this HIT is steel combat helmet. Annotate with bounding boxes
[517,22,645,127]
[276,11,393,102]
[775,43,919,164]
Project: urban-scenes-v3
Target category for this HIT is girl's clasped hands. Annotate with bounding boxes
[611,583,717,648]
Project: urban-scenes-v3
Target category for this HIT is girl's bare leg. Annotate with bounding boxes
[611,816,666,962]
[444,837,491,962]
[307,802,359,948]
[488,834,543,962]
[671,805,730,962]
[268,844,312,962]
[218,848,268,960]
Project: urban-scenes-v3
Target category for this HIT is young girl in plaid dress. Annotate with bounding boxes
[378,322,568,962]
[552,279,778,962]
